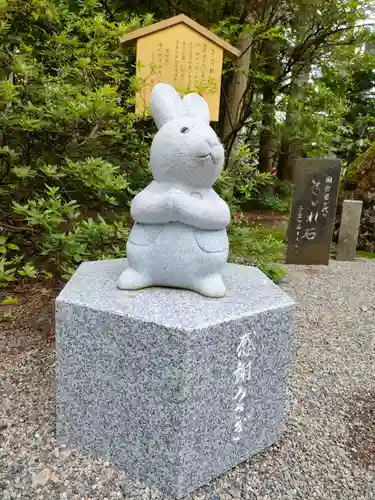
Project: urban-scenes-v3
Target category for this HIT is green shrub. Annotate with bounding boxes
[229,219,286,283]
[0,1,286,286]
[260,194,290,213]
[0,1,152,284]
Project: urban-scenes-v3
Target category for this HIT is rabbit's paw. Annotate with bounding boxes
[193,274,226,298]
[117,267,152,290]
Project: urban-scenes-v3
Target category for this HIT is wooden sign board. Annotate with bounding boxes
[286,158,342,265]
[120,15,240,122]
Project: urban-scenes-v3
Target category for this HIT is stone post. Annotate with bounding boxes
[337,200,363,261]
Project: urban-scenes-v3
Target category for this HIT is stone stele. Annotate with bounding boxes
[56,258,295,498]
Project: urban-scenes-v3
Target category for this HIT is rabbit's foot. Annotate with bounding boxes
[193,274,226,298]
[117,267,152,290]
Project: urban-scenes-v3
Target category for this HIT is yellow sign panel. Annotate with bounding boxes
[120,15,240,122]
[136,24,223,121]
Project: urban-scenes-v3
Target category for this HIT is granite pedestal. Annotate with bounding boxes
[56,259,294,498]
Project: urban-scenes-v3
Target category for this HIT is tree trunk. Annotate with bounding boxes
[258,85,276,197]
[222,36,252,168]
[222,0,254,168]
[277,64,310,181]
[258,86,276,172]
[258,38,280,174]
[278,93,296,182]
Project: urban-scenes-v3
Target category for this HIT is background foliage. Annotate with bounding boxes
[0,0,374,287]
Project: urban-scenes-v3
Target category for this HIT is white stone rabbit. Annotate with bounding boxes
[117,83,230,298]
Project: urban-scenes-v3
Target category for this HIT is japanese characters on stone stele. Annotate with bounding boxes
[294,174,334,255]
[232,330,256,443]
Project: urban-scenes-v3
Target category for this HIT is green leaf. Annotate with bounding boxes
[12,166,36,179]
[1,296,18,305]
[18,263,38,278]
[6,243,19,250]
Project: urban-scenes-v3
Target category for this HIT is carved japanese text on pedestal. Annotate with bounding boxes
[232,330,256,443]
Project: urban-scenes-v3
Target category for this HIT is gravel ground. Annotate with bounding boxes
[1,260,375,499]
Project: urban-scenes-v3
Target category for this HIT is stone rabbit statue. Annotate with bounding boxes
[118,83,230,298]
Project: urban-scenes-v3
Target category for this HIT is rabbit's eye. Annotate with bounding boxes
[180,127,189,134]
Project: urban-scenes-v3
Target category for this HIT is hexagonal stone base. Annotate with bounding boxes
[56,259,294,498]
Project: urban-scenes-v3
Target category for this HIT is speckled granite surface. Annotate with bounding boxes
[56,259,294,498]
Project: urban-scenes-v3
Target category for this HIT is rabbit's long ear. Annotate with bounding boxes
[182,93,210,124]
[150,83,183,129]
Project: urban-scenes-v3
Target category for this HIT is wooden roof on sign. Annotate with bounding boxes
[120,14,241,59]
